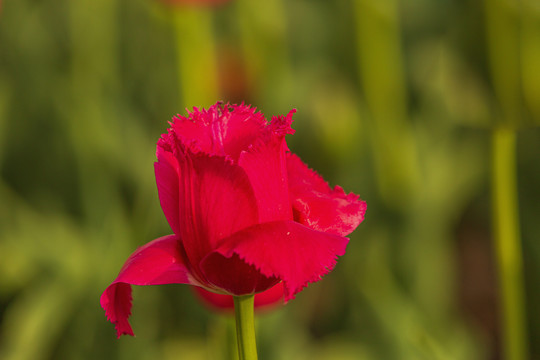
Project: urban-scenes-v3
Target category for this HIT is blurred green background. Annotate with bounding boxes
[0,0,539,359]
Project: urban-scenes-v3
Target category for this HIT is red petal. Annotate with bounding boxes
[155,147,181,235]
[209,220,349,301]
[173,151,259,283]
[255,282,284,309]
[238,110,296,222]
[287,153,366,236]
[200,252,279,295]
[100,235,194,338]
[170,103,266,160]
[101,283,133,338]
[192,283,284,312]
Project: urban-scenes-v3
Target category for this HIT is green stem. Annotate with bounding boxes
[233,295,258,360]
[492,126,528,360]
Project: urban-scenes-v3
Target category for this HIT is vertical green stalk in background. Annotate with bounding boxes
[233,295,258,360]
[173,7,219,109]
[485,0,529,358]
[68,0,120,226]
[491,127,528,360]
[352,0,418,209]
[520,3,540,124]
[235,0,292,108]
[483,0,522,128]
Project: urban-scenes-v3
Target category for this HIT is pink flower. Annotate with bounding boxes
[100,102,366,338]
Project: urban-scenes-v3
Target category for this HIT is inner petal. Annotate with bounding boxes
[171,103,267,160]
[200,252,280,295]
[175,150,259,281]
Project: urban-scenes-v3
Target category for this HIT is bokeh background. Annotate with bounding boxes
[0,0,539,359]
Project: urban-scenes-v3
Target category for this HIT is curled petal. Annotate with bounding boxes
[287,153,366,236]
[209,220,349,301]
[100,235,194,338]
[101,283,133,338]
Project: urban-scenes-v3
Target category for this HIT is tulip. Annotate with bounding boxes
[101,102,366,338]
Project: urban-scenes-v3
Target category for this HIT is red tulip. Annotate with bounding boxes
[101,102,366,338]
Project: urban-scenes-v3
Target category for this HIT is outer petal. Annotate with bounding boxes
[238,110,296,222]
[192,283,284,312]
[287,153,367,236]
[173,150,259,284]
[170,103,267,160]
[206,220,349,301]
[155,146,181,235]
[100,235,194,338]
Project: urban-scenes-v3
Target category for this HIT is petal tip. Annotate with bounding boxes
[270,109,296,136]
[101,283,135,338]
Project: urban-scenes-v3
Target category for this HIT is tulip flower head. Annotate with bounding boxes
[101,102,366,338]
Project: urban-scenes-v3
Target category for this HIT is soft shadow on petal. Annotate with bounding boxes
[254,282,284,309]
[200,252,279,295]
[287,153,367,236]
[192,283,284,313]
[100,235,194,338]
[209,220,349,301]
